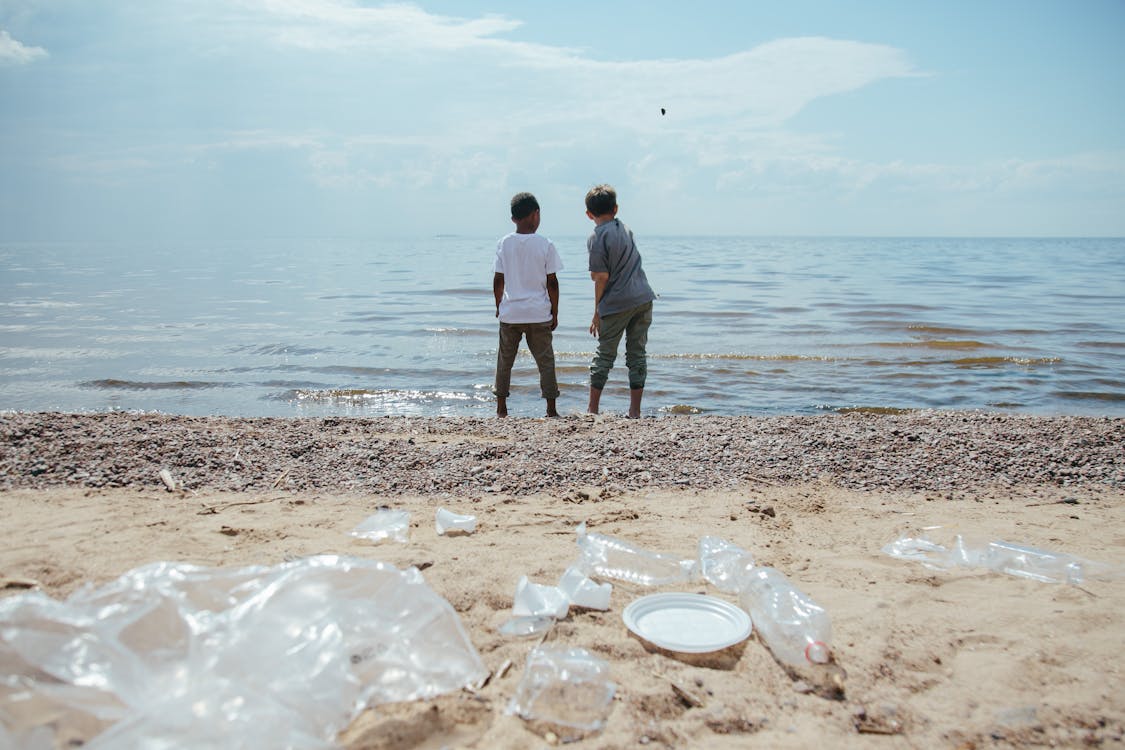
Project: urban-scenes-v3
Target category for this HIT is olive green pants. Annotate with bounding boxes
[494,321,559,399]
[590,302,653,390]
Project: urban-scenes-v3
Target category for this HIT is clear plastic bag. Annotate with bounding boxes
[0,555,487,748]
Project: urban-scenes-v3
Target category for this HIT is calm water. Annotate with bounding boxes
[1,236,1123,418]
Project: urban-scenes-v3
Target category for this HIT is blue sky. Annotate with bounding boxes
[2,0,1123,240]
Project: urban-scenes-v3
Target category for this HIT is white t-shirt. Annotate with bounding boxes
[493,232,564,324]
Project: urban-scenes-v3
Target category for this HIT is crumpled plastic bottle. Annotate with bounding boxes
[737,566,845,696]
[575,522,697,587]
[882,532,1124,585]
[698,536,755,593]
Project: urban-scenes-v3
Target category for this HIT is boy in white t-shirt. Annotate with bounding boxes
[492,192,563,417]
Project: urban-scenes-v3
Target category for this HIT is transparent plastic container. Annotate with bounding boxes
[575,522,696,587]
[507,646,615,742]
[737,566,843,694]
[883,532,1123,585]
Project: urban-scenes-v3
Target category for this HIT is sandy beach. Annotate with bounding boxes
[2,411,1124,748]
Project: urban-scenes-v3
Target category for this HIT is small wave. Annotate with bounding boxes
[836,406,917,415]
[0,300,81,309]
[655,353,836,362]
[873,340,991,350]
[667,310,755,319]
[1076,340,1125,350]
[228,344,328,356]
[662,404,706,415]
[952,356,1061,367]
[1055,390,1125,403]
[424,327,491,337]
[81,379,224,390]
[276,387,486,405]
[905,324,981,336]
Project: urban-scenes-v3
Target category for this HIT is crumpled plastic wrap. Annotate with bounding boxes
[507,645,615,742]
[0,555,487,749]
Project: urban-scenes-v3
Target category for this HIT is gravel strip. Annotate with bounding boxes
[2,411,1122,495]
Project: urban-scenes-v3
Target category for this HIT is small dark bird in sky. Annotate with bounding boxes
[660,108,666,116]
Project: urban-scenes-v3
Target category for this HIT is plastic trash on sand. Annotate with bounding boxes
[575,521,697,587]
[498,615,556,638]
[0,555,487,749]
[511,575,570,619]
[350,509,411,543]
[507,645,616,742]
[882,531,1125,585]
[435,507,477,536]
[698,536,756,593]
[737,566,846,698]
[557,566,612,611]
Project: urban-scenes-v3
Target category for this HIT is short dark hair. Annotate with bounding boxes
[585,184,616,216]
[510,192,540,220]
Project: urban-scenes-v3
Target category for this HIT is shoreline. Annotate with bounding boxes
[2,410,1122,495]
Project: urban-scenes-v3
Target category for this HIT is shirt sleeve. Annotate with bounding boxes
[493,239,504,274]
[545,240,564,274]
[587,232,609,274]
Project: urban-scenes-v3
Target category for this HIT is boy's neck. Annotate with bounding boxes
[592,214,616,227]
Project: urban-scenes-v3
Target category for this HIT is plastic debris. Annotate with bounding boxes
[698,536,756,593]
[350,509,410,543]
[511,575,570,619]
[738,566,846,697]
[0,555,487,749]
[575,521,697,587]
[557,566,612,611]
[435,507,476,536]
[498,615,556,638]
[507,645,616,742]
[882,531,1124,585]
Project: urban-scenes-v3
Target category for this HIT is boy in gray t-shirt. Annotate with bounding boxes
[584,184,656,418]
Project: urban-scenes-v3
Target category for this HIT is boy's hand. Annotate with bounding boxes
[551,313,559,331]
[589,313,600,338]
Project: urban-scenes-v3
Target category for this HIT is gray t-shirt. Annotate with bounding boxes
[587,219,655,316]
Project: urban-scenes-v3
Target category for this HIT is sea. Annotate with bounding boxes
[1,236,1123,419]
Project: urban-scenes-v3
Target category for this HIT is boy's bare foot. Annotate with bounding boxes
[628,387,643,419]
[587,386,603,414]
[496,397,508,418]
[546,398,559,418]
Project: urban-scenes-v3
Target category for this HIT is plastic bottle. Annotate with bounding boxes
[575,522,696,587]
[977,539,1111,585]
[737,567,838,676]
[698,536,755,593]
[883,532,1123,585]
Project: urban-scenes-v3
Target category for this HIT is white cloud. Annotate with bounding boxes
[0,28,47,64]
[236,0,527,53]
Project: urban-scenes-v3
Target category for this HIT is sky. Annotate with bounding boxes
[1,0,1124,240]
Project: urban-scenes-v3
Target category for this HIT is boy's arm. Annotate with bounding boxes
[546,273,559,331]
[589,271,609,337]
[493,272,504,318]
